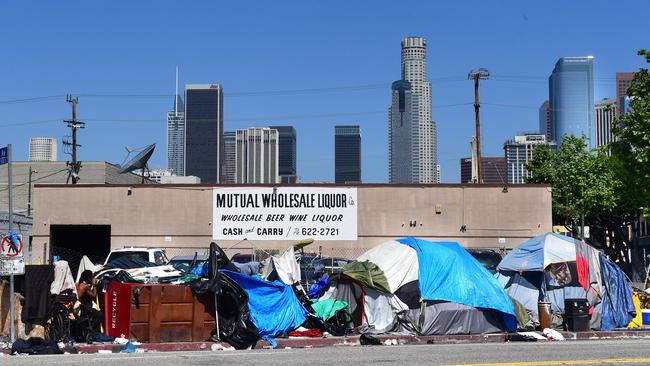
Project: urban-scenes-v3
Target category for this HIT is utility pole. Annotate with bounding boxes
[63,95,84,184]
[468,68,490,184]
[27,166,34,217]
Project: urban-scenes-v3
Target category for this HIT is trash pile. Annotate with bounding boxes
[7,233,646,354]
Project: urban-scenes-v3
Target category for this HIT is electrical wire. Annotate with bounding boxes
[0,168,69,192]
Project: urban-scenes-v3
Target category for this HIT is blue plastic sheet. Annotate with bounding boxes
[498,233,577,272]
[222,270,308,347]
[308,275,330,299]
[397,238,517,331]
[599,257,635,330]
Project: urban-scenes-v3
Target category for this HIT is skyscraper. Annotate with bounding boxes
[167,67,185,176]
[388,36,438,183]
[221,131,236,184]
[184,84,223,184]
[335,125,361,184]
[595,98,618,149]
[460,157,506,184]
[538,100,551,142]
[616,72,635,116]
[29,137,57,162]
[504,133,551,184]
[269,126,297,183]
[548,56,595,148]
[236,128,279,184]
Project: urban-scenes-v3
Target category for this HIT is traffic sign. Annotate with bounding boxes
[0,257,25,275]
[1,235,23,257]
[0,146,7,165]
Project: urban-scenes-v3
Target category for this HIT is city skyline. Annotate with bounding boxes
[1,2,647,183]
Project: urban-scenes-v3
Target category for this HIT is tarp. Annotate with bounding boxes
[268,246,301,285]
[396,238,517,331]
[312,299,348,321]
[222,270,308,347]
[599,257,635,330]
[399,301,505,335]
[498,233,577,272]
[76,256,103,283]
[341,260,391,293]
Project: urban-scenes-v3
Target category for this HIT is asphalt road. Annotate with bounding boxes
[3,339,650,365]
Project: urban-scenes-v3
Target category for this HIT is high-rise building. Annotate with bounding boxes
[460,157,506,184]
[504,133,551,184]
[184,84,223,184]
[595,98,618,149]
[616,72,635,116]
[28,138,57,162]
[335,125,361,184]
[269,126,297,183]
[538,100,551,142]
[221,131,236,184]
[549,56,595,148]
[145,169,200,184]
[235,128,279,184]
[167,67,185,176]
[388,36,437,183]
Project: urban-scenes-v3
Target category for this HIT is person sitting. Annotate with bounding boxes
[72,270,102,342]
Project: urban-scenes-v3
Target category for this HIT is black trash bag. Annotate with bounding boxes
[11,337,63,355]
[323,308,354,336]
[360,333,382,346]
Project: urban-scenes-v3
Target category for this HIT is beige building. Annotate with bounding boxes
[30,184,552,264]
[0,161,144,217]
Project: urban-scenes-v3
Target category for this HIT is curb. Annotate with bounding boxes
[68,330,650,354]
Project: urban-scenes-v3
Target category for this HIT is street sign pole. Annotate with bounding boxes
[7,144,15,342]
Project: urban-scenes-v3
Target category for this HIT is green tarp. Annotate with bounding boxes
[312,299,349,321]
[341,260,391,293]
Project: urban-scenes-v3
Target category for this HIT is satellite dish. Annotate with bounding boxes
[119,143,156,183]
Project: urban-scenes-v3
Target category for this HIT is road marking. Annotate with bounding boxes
[446,358,650,366]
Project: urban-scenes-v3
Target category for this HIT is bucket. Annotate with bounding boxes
[642,309,650,325]
[538,301,552,330]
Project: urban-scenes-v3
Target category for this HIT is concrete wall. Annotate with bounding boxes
[31,184,551,262]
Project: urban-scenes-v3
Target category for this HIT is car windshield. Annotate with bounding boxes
[469,252,502,272]
[170,259,204,272]
[105,251,149,264]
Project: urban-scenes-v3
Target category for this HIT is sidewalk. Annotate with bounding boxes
[70,329,650,354]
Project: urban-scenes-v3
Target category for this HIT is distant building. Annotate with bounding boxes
[549,57,595,148]
[185,84,223,184]
[221,131,236,184]
[29,137,57,162]
[538,101,551,142]
[595,98,618,149]
[236,128,279,184]
[0,161,143,216]
[504,133,551,184]
[335,125,361,184]
[145,169,200,184]
[167,68,185,176]
[388,36,437,184]
[436,164,441,184]
[269,126,297,183]
[616,72,635,116]
[460,157,506,184]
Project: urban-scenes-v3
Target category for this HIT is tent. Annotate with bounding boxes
[496,232,635,330]
[321,238,517,335]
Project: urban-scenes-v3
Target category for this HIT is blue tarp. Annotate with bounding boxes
[222,270,308,347]
[498,233,577,271]
[599,257,635,330]
[396,238,517,331]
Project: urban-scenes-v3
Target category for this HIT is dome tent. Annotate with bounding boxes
[320,238,517,335]
[496,232,635,330]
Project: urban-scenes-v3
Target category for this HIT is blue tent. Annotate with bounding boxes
[222,270,308,347]
[396,238,517,332]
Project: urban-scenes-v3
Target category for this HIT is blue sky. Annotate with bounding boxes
[1,1,648,183]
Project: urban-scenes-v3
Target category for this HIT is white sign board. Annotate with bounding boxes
[213,187,357,241]
[0,257,25,275]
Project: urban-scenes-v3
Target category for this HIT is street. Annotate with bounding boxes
[3,339,650,366]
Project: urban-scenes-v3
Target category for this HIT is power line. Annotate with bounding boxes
[0,168,69,192]
[0,95,65,105]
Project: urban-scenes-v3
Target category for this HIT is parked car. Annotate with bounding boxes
[300,256,352,284]
[231,253,255,263]
[466,249,503,274]
[169,254,208,272]
[104,247,169,266]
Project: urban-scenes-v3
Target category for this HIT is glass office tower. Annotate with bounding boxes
[335,125,361,184]
[184,84,223,183]
[548,57,595,148]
